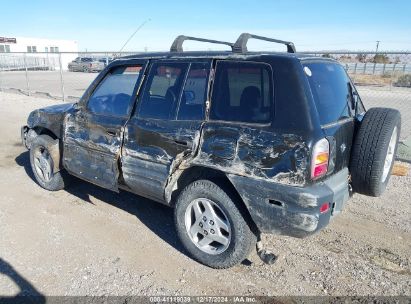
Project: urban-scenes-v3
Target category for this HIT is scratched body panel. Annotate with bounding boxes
[63,112,126,191]
[121,117,202,202]
[27,103,75,138]
[190,123,309,186]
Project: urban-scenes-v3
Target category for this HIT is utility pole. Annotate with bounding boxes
[375,41,380,54]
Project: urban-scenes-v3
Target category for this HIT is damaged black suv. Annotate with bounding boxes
[21,33,401,268]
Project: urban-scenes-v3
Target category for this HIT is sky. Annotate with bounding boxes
[1,0,411,52]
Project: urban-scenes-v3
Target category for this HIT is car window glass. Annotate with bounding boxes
[303,62,352,125]
[138,62,189,119]
[177,62,210,120]
[210,61,273,123]
[87,65,142,116]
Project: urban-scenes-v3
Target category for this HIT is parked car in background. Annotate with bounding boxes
[68,57,105,72]
[98,57,114,67]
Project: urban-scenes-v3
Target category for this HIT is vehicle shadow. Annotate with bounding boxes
[0,258,46,303]
[15,151,187,257]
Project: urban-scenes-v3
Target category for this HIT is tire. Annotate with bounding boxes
[350,107,401,197]
[30,135,70,191]
[174,179,256,268]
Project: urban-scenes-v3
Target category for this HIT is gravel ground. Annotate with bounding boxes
[0,92,410,297]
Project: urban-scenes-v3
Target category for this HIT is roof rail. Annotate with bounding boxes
[233,33,296,53]
[170,35,234,52]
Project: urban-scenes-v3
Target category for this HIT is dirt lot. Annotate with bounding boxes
[0,92,410,297]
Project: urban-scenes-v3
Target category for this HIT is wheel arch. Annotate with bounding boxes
[29,129,62,173]
[32,126,59,140]
[166,165,259,234]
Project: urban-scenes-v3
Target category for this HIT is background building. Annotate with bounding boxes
[0,36,79,70]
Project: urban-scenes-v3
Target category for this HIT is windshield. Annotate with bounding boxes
[303,62,353,125]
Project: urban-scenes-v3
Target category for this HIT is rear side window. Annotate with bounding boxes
[210,61,273,123]
[177,62,210,120]
[138,62,189,119]
[87,65,142,116]
[303,62,353,125]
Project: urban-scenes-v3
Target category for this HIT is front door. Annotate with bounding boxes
[63,60,148,191]
[122,60,212,202]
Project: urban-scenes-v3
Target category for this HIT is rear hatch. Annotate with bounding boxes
[302,60,355,175]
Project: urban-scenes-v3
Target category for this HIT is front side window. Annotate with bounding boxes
[138,62,189,119]
[87,65,142,116]
[210,61,273,123]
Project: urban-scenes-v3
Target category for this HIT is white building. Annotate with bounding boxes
[0,36,79,70]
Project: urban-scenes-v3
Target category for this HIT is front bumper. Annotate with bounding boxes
[21,125,29,149]
[21,125,39,150]
[228,168,350,238]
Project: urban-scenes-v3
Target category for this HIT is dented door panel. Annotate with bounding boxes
[63,59,149,191]
[121,117,203,202]
[63,112,126,191]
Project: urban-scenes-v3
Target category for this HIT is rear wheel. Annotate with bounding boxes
[350,107,401,196]
[30,135,70,191]
[174,179,256,268]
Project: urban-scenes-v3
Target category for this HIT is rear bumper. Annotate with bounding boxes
[228,168,350,238]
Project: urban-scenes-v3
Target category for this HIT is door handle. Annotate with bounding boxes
[106,129,118,136]
[174,139,189,146]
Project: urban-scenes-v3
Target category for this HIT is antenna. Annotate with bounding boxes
[119,18,151,53]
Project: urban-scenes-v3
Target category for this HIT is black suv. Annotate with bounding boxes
[21,34,401,268]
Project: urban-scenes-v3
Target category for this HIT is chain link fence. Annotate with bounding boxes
[1,50,410,137]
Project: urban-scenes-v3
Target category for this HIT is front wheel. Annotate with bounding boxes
[30,135,70,191]
[174,180,256,268]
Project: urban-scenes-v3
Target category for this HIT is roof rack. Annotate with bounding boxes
[170,35,234,52]
[233,33,296,53]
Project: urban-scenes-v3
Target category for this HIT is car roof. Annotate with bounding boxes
[116,33,340,64]
[118,51,336,63]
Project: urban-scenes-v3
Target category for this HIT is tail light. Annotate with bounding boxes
[320,202,330,213]
[311,138,329,180]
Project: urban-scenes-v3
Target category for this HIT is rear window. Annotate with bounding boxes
[303,62,353,125]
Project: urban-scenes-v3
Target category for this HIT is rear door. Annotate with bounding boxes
[302,61,355,173]
[199,60,282,180]
[121,59,212,202]
[63,60,147,191]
